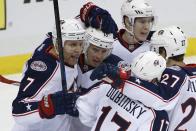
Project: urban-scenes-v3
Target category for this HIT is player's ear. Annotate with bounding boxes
[124,16,131,30]
[151,78,158,84]
[159,47,167,59]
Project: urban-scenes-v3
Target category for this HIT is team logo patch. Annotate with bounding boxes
[30,61,47,71]
[158,30,164,35]
[118,61,131,71]
[153,60,159,66]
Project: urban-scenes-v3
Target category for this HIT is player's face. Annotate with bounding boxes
[133,17,153,41]
[86,44,109,67]
[63,40,83,66]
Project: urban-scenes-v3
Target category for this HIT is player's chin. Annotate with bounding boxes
[137,35,148,42]
[69,58,78,66]
[92,61,102,68]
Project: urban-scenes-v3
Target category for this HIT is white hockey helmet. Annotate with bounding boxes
[121,0,155,34]
[131,51,166,81]
[52,18,85,44]
[84,27,114,58]
[150,26,187,59]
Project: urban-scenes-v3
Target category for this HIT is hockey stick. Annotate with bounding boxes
[53,0,67,92]
[0,75,20,86]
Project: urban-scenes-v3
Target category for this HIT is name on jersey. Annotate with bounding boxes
[187,78,196,92]
[106,87,147,119]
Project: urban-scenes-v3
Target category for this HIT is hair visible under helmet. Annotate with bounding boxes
[131,51,166,81]
[84,27,114,59]
[52,18,85,53]
[121,0,155,35]
[150,26,187,60]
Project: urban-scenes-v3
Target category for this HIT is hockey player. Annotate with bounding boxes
[77,27,122,93]
[168,64,196,131]
[91,26,189,111]
[11,4,119,130]
[70,26,123,131]
[80,0,156,64]
[150,26,196,131]
[70,51,169,131]
[112,0,156,63]
[11,19,85,131]
[91,26,196,130]
[81,1,196,129]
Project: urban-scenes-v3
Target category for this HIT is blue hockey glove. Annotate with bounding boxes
[80,2,118,38]
[39,91,79,119]
[90,63,131,88]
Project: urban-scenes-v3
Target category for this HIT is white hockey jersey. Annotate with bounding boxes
[121,66,188,111]
[76,83,169,131]
[12,35,78,131]
[168,65,196,131]
[112,29,151,64]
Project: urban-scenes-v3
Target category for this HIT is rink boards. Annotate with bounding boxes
[0,38,195,75]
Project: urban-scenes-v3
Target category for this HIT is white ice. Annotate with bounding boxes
[0,74,21,131]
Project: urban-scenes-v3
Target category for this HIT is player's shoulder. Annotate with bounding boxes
[25,56,58,78]
[103,54,122,66]
[160,66,188,88]
[181,64,196,76]
[18,58,59,96]
[163,66,187,77]
[28,32,57,74]
[33,32,53,57]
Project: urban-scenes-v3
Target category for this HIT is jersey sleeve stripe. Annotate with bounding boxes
[12,110,38,117]
[29,63,59,99]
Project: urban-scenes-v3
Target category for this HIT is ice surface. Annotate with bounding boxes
[0,74,21,131]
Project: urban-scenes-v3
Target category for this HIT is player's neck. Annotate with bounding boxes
[167,59,186,67]
[123,31,138,45]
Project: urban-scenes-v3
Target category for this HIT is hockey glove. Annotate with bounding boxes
[90,63,131,88]
[38,91,79,119]
[80,2,118,38]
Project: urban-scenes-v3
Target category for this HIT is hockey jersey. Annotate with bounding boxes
[76,83,169,131]
[168,64,196,131]
[122,66,188,111]
[12,33,78,131]
[112,29,152,64]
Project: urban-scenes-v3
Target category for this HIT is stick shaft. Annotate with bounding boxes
[53,0,67,92]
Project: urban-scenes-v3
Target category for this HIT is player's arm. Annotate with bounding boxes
[12,58,78,126]
[104,54,124,66]
[91,64,187,110]
[12,58,58,125]
[138,110,169,131]
[122,67,187,110]
[79,2,118,38]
